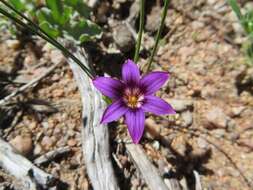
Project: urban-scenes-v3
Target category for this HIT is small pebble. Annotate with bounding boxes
[41,136,54,149]
[113,23,135,52]
[152,141,160,150]
[50,49,65,65]
[28,121,37,130]
[67,129,76,138]
[181,111,193,127]
[213,129,225,138]
[6,39,20,49]
[57,137,68,147]
[205,107,229,129]
[167,99,193,112]
[10,135,33,156]
[145,6,161,33]
[33,144,42,156]
[68,139,77,147]
[197,137,209,149]
[231,106,245,117]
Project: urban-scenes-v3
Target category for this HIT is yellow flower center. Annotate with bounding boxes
[126,96,138,108]
[123,87,144,108]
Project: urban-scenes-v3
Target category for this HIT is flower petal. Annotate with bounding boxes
[142,95,176,115]
[93,77,124,99]
[122,59,140,84]
[101,99,128,124]
[125,109,145,144]
[140,71,169,95]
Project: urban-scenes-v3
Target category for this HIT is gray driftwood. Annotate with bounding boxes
[126,144,182,190]
[193,170,202,190]
[126,144,168,190]
[0,138,56,190]
[68,47,119,190]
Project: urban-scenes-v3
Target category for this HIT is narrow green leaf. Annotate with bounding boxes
[65,18,101,41]
[37,8,55,25]
[45,0,63,24]
[61,6,72,26]
[243,10,253,34]
[102,96,112,105]
[227,0,242,20]
[9,0,25,11]
[64,0,79,7]
[37,9,60,37]
[64,0,91,18]
[39,21,60,38]
[79,34,91,43]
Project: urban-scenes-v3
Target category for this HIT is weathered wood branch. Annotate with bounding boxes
[126,144,169,190]
[193,170,202,190]
[0,138,56,190]
[68,47,120,190]
[126,144,182,190]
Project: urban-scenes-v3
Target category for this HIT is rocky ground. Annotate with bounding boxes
[1,0,253,189]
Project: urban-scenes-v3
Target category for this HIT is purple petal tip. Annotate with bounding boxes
[125,59,135,64]
[170,108,176,114]
[122,59,140,84]
[132,138,141,144]
[140,71,170,95]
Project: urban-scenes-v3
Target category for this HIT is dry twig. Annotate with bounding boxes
[34,146,71,165]
[0,138,57,190]
[0,62,60,106]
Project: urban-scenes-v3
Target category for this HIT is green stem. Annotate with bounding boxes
[134,0,145,63]
[0,0,95,79]
[146,0,170,72]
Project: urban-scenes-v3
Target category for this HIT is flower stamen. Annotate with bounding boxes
[123,87,144,108]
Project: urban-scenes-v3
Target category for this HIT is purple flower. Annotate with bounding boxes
[93,59,176,144]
